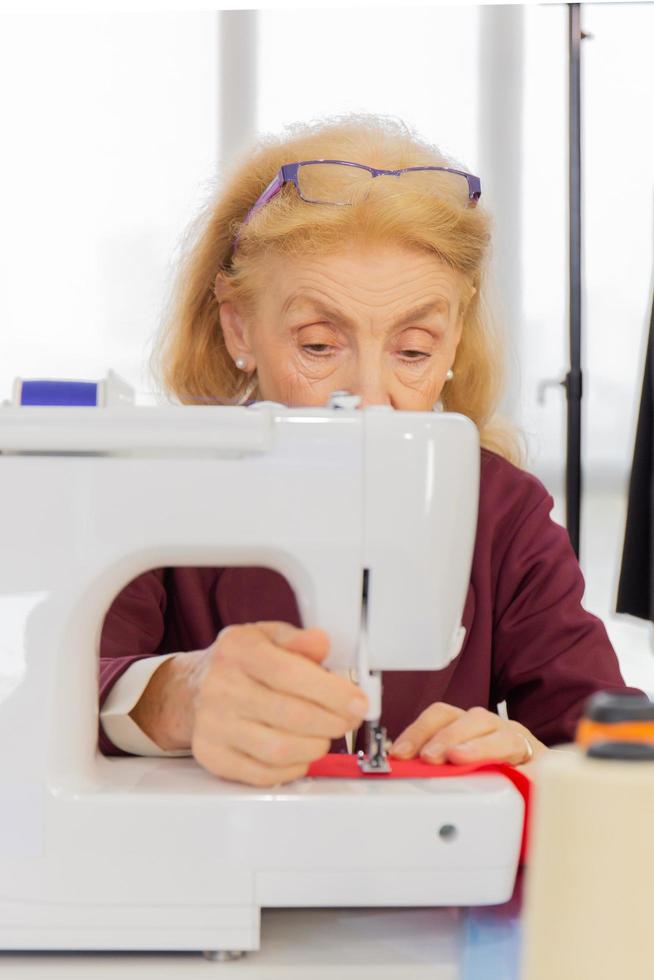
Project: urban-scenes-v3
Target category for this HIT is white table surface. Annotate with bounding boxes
[0,887,524,980]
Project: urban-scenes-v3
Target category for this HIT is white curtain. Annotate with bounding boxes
[0,12,219,400]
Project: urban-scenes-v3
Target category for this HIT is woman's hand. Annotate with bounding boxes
[132,621,368,788]
[389,702,548,767]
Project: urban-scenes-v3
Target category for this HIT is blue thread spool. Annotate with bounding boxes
[12,370,133,407]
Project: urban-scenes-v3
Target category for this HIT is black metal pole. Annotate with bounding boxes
[567,3,583,559]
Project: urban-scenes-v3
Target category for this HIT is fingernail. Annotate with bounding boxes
[452,742,472,751]
[391,740,413,757]
[349,698,369,718]
[422,741,444,757]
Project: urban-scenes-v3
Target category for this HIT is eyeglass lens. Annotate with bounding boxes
[296,163,473,206]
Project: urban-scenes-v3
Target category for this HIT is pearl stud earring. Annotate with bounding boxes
[235,357,247,371]
[445,368,454,381]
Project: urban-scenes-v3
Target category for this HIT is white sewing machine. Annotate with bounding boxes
[0,376,524,957]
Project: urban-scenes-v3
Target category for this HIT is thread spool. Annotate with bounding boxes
[11,369,133,407]
[522,693,654,980]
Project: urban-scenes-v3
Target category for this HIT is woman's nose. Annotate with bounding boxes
[351,374,392,408]
[357,393,392,408]
[350,363,391,408]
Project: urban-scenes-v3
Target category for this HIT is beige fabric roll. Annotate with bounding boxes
[522,747,654,980]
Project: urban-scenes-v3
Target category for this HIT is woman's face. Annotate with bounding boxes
[217,243,469,410]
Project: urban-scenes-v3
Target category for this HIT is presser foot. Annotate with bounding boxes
[357,721,392,774]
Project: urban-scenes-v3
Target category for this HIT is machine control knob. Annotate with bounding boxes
[576,690,654,756]
[247,400,287,410]
[327,390,362,410]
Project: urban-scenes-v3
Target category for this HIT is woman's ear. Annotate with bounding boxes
[455,281,477,343]
[214,272,254,365]
[213,271,233,305]
[459,280,477,314]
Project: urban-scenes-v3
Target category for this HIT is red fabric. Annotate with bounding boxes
[307,753,532,864]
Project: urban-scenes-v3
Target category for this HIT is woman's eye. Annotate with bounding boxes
[399,350,430,362]
[302,344,334,356]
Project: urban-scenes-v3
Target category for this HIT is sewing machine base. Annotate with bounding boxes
[1,757,523,952]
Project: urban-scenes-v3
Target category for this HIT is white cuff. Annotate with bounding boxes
[100,653,192,757]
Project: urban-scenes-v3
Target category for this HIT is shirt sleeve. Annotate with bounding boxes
[100,653,192,757]
[491,486,645,746]
[99,568,176,756]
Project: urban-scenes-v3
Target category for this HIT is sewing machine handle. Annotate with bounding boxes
[0,405,274,455]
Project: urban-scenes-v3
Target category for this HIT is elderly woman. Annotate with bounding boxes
[99,115,640,786]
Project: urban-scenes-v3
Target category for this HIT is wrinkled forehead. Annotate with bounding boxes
[254,244,467,317]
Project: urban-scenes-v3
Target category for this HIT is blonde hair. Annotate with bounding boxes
[152,113,524,465]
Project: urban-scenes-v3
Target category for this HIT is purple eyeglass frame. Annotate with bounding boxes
[232,159,482,251]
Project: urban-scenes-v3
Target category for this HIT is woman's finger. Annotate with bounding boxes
[389,702,464,759]
[253,621,332,664]
[419,706,499,763]
[444,727,531,766]
[192,736,309,788]
[223,717,331,768]
[226,668,358,740]
[220,624,368,724]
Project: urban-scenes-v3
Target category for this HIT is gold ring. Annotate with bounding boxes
[519,733,534,764]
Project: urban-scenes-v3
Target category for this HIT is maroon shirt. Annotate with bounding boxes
[99,448,642,756]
